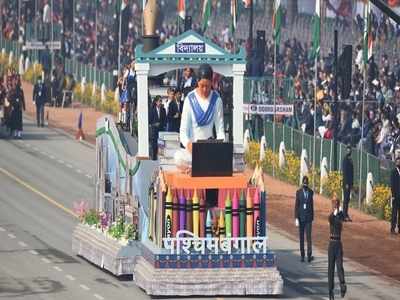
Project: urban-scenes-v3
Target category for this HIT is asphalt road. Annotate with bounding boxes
[1,118,400,300]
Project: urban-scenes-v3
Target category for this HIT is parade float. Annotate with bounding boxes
[72,1,282,296]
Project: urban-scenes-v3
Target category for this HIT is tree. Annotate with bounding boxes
[287,0,298,25]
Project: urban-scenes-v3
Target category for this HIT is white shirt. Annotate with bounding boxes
[180,90,225,149]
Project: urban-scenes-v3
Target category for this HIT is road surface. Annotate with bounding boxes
[1,118,400,300]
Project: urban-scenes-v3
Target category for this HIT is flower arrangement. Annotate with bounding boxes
[370,185,392,221]
[22,63,43,84]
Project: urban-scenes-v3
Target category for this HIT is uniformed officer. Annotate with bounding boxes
[342,145,354,221]
[33,76,47,127]
[295,176,314,262]
[328,195,347,300]
[390,157,400,234]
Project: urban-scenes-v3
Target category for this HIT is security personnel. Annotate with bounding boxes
[390,157,400,234]
[33,76,47,127]
[342,145,354,221]
[294,176,314,262]
[328,195,347,300]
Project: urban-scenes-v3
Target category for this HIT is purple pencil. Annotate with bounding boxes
[232,190,239,238]
[179,190,186,232]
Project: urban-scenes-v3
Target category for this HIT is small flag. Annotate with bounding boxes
[363,1,373,64]
[202,0,212,33]
[309,0,321,60]
[273,0,282,48]
[177,0,185,20]
[231,0,238,34]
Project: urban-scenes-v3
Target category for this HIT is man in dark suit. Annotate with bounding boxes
[33,76,48,127]
[342,145,354,222]
[390,157,400,234]
[149,96,166,160]
[166,88,180,132]
[295,176,314,262]
[178,67,196,98]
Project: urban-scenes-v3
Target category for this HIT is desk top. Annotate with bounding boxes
[163,171,249,189]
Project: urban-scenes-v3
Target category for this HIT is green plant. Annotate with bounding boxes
[370,185,392,221]
[108,216,125,239]
[83,209,100,226]
[124,223,137,240]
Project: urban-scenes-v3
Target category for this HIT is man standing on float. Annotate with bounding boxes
[179,63,225,207]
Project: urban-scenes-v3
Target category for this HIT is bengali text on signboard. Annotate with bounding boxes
[175,42,206,54]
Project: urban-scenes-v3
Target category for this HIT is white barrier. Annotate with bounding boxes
[243,129,250,153]
[366,172,374,205]
[114,87,119,102]
[279,141,285,169]
[24,56,30,72]
[259,136,267,162]
[18,55,24,75]
[320,157,328,194]
[81,76,86,93]
[300,149,309,185]
[8,51,13,66]
[92,81,97,96]
[101,83,106,102]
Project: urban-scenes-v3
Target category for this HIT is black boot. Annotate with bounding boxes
[340,283,347,298]
[329,291,334,300]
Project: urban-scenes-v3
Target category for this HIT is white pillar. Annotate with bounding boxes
[320,157,328,194]
[18,55,24,75]
[81,76,86,93]
[24,56,30,72]
[232,63,246,146]
[259,135,267,162]
[300,149,309,186]
[279,141,286,169]
[114,87,119,102]
[8,51,13,66]
[366,172,374,205]
[243,128,250,152]
[101,83,106,102]
[92,81,97,96]
[136,63,150,158]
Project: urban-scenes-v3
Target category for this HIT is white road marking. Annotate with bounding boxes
[53,266,63,272]
[286,278,296,284]
[49,155,55,159]
[7,233,16,239]
[58,160,65,164]
[66,164,73,168]
[0,226,6,232]
[94,294,104,300]
[304,286,315,293]
[40,151,46,155]
[41,257,51,264]
[65,274,76,281]
[25,143,31,147]
[29,250,39,255]
[76,169,82,174]
[79,284,90,291]
[85,174,92,178]
[18,241,28,247]
[33,147,39,151]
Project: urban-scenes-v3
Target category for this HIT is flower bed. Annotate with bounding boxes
[245,141,392,222]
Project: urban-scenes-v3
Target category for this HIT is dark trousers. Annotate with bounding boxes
[343,185,351,217]
[36,104,45,126]
[299,221,312,258]
[328,241,345,293]
[391,199,400,231]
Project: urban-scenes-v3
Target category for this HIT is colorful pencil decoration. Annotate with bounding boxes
[246,188,253,237]
[218,211,225,239]
[199,190,206,237]
[165,187,173,238]
[253,188,261,237]
[172,190,179,237]
[205,209,213,238]
[239,190,246,237]
[192,189,200,236]
[232,190,239,238]
[186,193,193,233]
[179,191,186,231]
[225,191,232,238]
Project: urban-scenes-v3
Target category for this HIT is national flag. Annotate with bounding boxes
[309,0,321,60]
[242,0,251,8]
[177,0,185,20]
[202,0,212,33]
[231,0,238,34]
[272,0,282,47]
[363,1,373,64]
